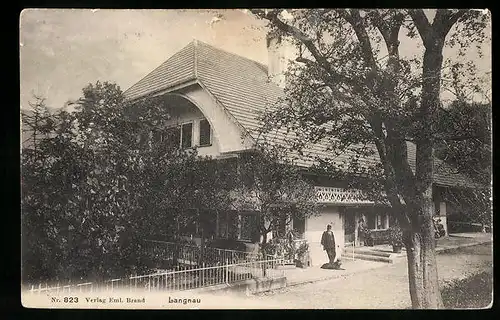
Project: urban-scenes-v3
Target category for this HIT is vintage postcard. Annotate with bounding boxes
[20,9,492,309]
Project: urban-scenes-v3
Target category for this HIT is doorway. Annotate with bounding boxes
[344,213,356,245]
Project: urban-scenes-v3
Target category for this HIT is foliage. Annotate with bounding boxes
[388,225,403,246]
[295,241,310,265]
[434,100,491,227]
[441,270,493,309]
[20,81,234,282]
[251,8,489,308]
[261,229,306,261]
[435,101,491,184]
[230,146,319,243]
[206,238,248,252]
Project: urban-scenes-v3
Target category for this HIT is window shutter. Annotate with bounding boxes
[181,123,193,148]
[199,119,211,146]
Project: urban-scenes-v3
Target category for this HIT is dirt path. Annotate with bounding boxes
[243,243,493,309]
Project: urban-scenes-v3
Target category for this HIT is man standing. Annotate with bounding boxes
[321,224,337,265]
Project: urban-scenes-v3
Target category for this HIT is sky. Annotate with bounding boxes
[20,9,269,110]
[20,9,491,111]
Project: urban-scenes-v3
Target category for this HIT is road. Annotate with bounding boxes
[238,243,492,309]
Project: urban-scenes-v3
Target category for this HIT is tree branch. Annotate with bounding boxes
[339,10,378,70]
[408,9,432,46]
[434,9,469,38]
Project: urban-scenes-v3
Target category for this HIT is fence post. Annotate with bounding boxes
[38,283,41,296]
[263,259,267,278]
[225,258,229,285]
[202,262,205,287]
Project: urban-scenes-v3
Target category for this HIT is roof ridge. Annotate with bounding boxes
[123,40,196,96]
[194,39,268,69]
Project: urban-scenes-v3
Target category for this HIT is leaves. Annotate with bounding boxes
[255,9,488,212]
[21,83,230,282]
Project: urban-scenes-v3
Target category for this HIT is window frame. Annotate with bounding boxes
[216,211,257,242]
[198,118,212,147]
[374,213,390,230]
[180,121,194,149]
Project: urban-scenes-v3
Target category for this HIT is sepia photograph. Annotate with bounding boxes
[20,8,492,309]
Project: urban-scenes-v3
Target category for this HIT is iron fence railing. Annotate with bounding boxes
[28,258,285,295]
[145,239,268,267]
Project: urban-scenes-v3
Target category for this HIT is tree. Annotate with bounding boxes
[251,9,489,308]
[435,100,491,229]
[230,146,318,246]
[21,81,233,281]
[21,96,57,151]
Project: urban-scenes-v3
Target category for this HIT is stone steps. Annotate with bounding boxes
[352,248,393,258]
[342,246,404,263]
[351,252,393,263]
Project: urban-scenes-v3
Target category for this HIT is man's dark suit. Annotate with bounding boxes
[321,230,336,263]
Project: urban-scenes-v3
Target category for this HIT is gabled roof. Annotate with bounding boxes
[124,40,282,136]
[124,40,482,189]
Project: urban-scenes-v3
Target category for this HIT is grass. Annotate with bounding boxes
[441,270,493,309]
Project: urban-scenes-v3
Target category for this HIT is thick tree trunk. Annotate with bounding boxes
[405,192,443,309]
[408,31,445,308]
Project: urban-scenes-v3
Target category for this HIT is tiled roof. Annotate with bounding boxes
[124,40,481,189]
[124,42,197,101]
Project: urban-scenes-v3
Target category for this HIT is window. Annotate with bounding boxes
[240,214,257,241]
[367,215,376,230]
[164,127,181,149]
[375,213,389,230]
[217,211,238,239]
[181,123,193,148]
[292,215,305,238]
[199,119,211,146]
[217,211,258,242]
[151,127,181,150]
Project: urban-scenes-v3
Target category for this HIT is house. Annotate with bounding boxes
[123,39,481,266]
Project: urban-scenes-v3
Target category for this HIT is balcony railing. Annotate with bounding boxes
[315,187,374,205]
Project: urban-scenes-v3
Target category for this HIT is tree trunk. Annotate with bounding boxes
[407,31,445,308]
[405,193,443,309]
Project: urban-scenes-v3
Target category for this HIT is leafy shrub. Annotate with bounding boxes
[206,238,247,252]
[388,225,403,246]
[441,271,493,308]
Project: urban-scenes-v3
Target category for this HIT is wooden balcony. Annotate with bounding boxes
[315,187,374,205]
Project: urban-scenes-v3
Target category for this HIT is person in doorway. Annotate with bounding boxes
[358,218,367,246]
[321,224,341,268]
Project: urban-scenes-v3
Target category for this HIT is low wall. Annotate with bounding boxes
[184,276,287,295]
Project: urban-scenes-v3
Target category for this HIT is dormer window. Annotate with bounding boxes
[199,119,212,146]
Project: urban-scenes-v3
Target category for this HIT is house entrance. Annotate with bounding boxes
[344,213,356,245]
[344,206,392,247]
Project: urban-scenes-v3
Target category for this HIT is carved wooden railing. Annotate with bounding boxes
[315,187,374,205]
